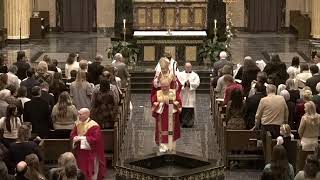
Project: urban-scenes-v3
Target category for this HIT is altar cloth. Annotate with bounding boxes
[133,31,207,37]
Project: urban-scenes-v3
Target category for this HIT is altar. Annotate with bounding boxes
[132,0,208,64]
[134,30,207,64]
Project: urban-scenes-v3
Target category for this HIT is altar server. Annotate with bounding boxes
[178,62,200,128]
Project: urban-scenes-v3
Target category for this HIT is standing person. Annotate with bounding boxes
[296,63,312,89]
[306,65,320,95]
[35,61,53,85]
[263,54,288,86]
[51,92,78,130]
[112,53,130,88]
[254,84,288,138]
[0,104,23,147]
[226,89,246,129]
[20,68,40,99]
[223,74,243,105]
[151,77,182,153]
[91,78,117,129]
[88,55,104,85]
[65,53,79,79]
[178,62,200,128]
[23,86,51,138]
[40,82,55,111]
[70,71,93,109]
[215,65,233,98]
[294,154,320,180]
[71,108,106,180]
[155,52,179,77]
[234,56,260,96]
[14,51,30,80]
[50,72,67,103]
[299,101,320,155]
[287,56,300,76]
[0,53,8,73]
[6,65,20,89]
[212,51,233,77]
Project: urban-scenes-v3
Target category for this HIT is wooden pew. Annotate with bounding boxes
[101,128,118,166]
[39,139,72,168]
[265,131,299,171]
[224,125,263,168]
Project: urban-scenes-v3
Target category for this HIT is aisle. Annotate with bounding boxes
[120,93,220,162]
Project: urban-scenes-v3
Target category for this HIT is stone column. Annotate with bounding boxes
[311,0,320,39]
[4,0,32,40]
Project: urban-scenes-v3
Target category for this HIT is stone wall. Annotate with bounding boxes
[0,0,4,28]
[36,0,115,30]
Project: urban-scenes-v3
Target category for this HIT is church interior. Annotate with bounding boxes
[0,0,320,179]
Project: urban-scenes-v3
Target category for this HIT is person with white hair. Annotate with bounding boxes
[212,51,233,77]
[71,108,106,180]
[112,53,130,88]
[280,90,295,128]
[254,84,288,138]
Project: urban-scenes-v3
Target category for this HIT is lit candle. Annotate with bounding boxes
[123,19,126,29]
[214,19,217,29]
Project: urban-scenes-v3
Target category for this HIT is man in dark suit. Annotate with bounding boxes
[88,55,104,85]
[112,53,130,88]
[306,65,320,95]
[20,68,40,98]
[14,51,31,80]
[39,82,55,111]
[212,51,233,77]
[244,83,266,129]
[23,86,51,138]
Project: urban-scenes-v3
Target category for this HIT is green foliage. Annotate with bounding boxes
[198,39,230,63]
[107,41,140,64]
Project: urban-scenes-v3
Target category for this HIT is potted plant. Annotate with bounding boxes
[199,39,229,65]
[107,40,140,67]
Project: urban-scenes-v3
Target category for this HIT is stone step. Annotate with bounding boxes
[131,82,210,89]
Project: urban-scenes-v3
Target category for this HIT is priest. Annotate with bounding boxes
[71,108,106,180]
[152,77,182,153]
[155,52,179,77]
[178,62,200,128]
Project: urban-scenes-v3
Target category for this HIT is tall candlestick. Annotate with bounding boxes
[214,19,217,29]
[123,19,126,29]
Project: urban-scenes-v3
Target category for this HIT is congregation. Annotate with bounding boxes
[212,51,320,180]
[0,51,132,180]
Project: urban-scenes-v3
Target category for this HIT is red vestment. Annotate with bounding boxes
[71,120,106,180]
[151,90,182,145]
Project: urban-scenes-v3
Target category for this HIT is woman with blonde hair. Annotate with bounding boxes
[65,53,79,79]
[70,71,93,109]
[35,61,53,84]
[51,92,78,130]
[295,89,313,129]
[299,101,320,151]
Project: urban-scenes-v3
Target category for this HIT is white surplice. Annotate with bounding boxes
[178,71,200,108]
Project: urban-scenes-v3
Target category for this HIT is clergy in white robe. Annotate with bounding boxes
[178,63,200,127]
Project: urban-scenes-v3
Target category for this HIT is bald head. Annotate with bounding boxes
[185,62,192,73]
[219,51,228,60]
[78,108,90,122]
[16,161,27,172]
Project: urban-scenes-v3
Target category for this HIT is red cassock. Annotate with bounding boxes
[71,120,106,180]
[151,90,182,145]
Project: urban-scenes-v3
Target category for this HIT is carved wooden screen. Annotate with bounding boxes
[133,0,207,30]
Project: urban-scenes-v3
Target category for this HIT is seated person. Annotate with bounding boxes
[15,161,28,180]
[24,154,45,180]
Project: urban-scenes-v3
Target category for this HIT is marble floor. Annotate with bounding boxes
[0,32,312,179]
[0,32,312,67]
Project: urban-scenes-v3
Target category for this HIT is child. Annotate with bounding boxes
[277,124,294,146]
